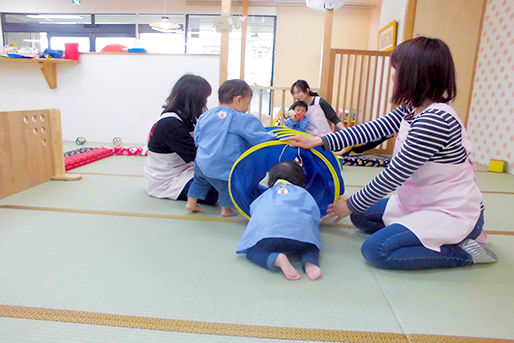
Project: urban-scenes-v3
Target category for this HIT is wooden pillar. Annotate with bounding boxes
[319,9,334,98]
[403,0,417,41]
[219,0,231,84]
[240,0,249,79]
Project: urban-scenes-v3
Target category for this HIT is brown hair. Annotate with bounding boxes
[163,74,212,129]
[291,100,308,111]
[218,79,252,104]
[290,80,318,97]
[391,37,456,107]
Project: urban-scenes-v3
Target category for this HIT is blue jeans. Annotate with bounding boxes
[187,164,233,207]
[177,178,218,206]
[351,198,484,270]
[246,238,320,270]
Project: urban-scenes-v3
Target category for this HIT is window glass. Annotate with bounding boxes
[96,37,136,52]
[187,15,220,54]
[139,33,184,54]
[4,32,48,51]
[245,16,275,87]
[5,13,91,24]
[50,36,90,52]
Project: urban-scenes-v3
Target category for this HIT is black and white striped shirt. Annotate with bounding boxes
[322,104,477,213]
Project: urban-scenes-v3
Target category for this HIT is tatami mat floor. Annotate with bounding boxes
[0,142,513,342]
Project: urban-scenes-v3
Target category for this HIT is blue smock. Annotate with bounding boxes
[195,106,277,181]
[236,180,321,254]
[284,117,311,132]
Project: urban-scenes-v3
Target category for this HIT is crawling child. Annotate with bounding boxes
[236,161,322,280]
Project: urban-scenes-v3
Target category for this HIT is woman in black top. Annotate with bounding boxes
[286,80,345,132]
[144,74,216,204]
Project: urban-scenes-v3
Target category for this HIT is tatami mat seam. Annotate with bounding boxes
[0,305,510,343]
[3,205,514,235]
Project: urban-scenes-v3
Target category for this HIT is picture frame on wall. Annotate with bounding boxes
[378,21,397,51]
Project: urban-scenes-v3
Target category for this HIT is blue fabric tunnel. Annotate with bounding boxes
[229,128,344,219]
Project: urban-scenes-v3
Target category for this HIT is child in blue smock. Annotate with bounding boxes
[236,161,322,280]
[186,79,277,216]
[284,100,311,132]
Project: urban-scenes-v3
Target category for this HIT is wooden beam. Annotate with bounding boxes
[403,0,417,41]
[319,9,334,98]
[240,0,249,79]
[219,0,231,84]
[464,0,486,127]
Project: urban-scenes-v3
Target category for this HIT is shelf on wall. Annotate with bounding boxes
[0,58,80,89]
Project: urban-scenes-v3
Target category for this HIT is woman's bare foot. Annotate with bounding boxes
[186,197,202,213]
[274,254,301,280]
[221,207,238,217]
[304,263,322,280]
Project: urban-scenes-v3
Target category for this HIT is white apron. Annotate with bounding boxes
[382,103,483,252]
[305,97,333,136]
[143,113,194,200]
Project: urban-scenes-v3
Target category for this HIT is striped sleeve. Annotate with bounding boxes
[347,112,453,213]
[322,106,407,151]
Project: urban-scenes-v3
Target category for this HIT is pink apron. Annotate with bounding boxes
[306,97,333,136]
[382,103,483,252]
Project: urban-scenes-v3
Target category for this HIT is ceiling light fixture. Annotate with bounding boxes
[150,16,180,32]
[150,1,180,33]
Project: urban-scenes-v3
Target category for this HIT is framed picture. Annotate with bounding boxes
[378,21,397,51]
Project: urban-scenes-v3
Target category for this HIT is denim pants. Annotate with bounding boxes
[351,198,484,270]
[246,238,320,270]
[187,164,233,207]
[177,178,218,206]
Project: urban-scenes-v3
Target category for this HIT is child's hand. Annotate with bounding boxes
[322,196,351,224]
[280,135,322,149]
[292,113,304,122]
[285,109,296,119]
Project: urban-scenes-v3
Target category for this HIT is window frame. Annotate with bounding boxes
[1,12,276,85]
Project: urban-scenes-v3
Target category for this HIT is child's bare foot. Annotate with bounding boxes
[304,263,322,280]
[221,207,238,217]
[186,197,202,213]
[274,254,301,280]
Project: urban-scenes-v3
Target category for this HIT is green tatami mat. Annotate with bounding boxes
[0,318,336,343]
[0,174,225,218]
[0,208,402,334]
[475,171,514,193]
[371,235,514,340]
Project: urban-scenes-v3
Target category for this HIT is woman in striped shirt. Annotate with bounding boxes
[285,37,497,270]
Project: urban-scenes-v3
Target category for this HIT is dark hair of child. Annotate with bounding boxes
[218,79,253,104]
[267,161,307,188]
[163,74,212,128]
[291,100,308,112]
[391,36,456,108]
[290,80,319,97]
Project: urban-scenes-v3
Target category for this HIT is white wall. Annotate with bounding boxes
[467,0,513,173]
[0,54,220,144]
[379,0,407,44]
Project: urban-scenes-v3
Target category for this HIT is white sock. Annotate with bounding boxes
[459,239,498,264]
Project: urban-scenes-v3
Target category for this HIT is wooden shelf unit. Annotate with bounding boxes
[0,58,79,89]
